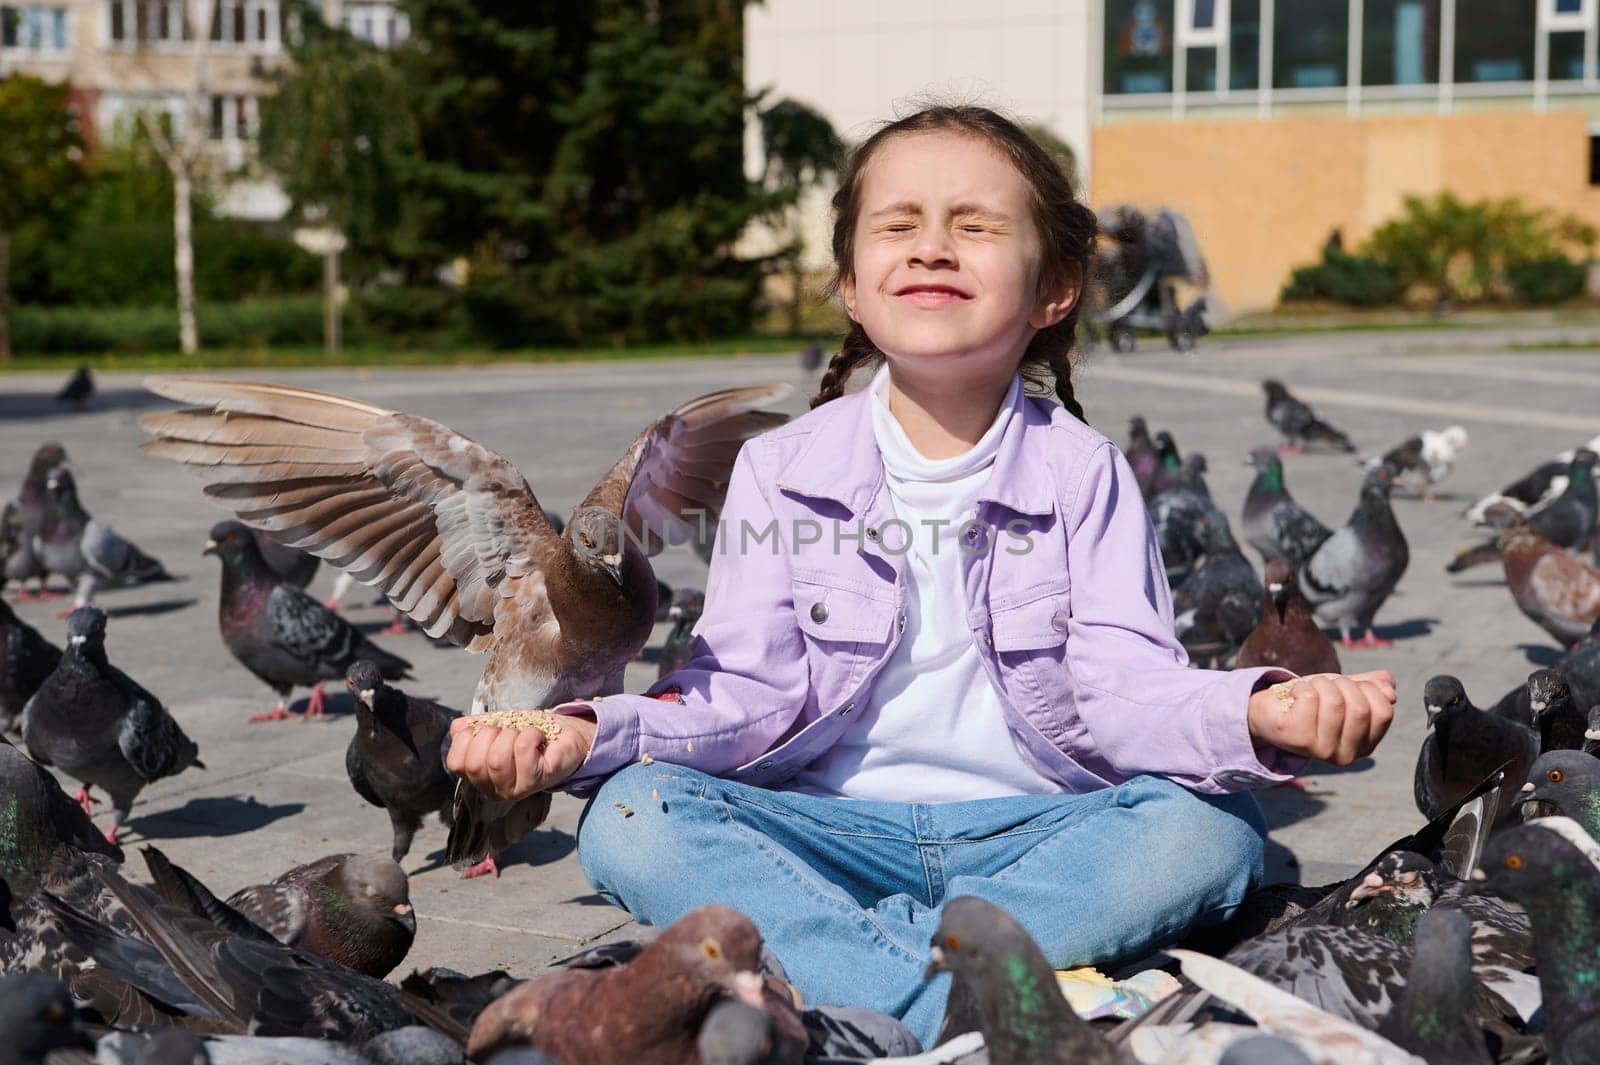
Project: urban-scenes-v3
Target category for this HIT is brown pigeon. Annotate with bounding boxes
[467,904,782,1064]
[1234,558,1342,675]
[138,377,790,878]
[1500,523,1600,646]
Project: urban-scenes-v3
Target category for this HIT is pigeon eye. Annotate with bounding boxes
[1505,855,1524,870]
[943,935,961,951]
[1549,769,1565,783]
[580,535,594,549]
[700,938,722,960]
[43,1003,64,1022]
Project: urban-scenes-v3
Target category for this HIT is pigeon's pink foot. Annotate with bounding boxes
[250,704,293,723]
[1343,631,1393,649]
[323,596,343,611]
[1277,443,1303,455]
[1277,777,1309,790]
[105,824,121,846]
[380,615,408,636]
[459,855,500,880]
[19,586,63,602]
[54,607,75,620]
[300,685,327,721]
[74,786,100,817]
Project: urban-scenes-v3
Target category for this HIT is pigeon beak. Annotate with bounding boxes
[359,689,375,707]
[1347,872,1390,903]
[1470,868,1487,882]
[1530,700,1547,714]
[1586,728,1600,741]
[730,970,765,1009]
[600,552,623,587]
[202,539,219,557]
[924,945,948,980]
[1425,705,1442,722]
[68,635,85,647]
[1520,781,1535,793]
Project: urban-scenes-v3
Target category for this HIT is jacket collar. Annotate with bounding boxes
[774,373,1056,517]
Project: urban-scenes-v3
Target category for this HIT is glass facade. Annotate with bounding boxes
[1,4,67,50]
[1230,0,1262,90]
[1104,0,1176,94]
[1550,30,1585,81]
[1454,0,1535,83]
[1273,0,1348,88]
[1362,0,1440,85]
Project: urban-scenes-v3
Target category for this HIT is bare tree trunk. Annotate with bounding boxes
[0,229,11,362]
[173,167,199,355]
[324,248,340,355]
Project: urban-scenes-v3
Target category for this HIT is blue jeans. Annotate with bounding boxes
[576,764,1266,1048]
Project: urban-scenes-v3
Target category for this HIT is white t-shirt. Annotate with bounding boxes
[789,364,1066,801]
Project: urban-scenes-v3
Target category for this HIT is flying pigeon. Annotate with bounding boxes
[203,521,412,722]
[4,442,66,600]
[1366,426,1469,503]
[0,595,61,735]
[1298,465,1409,648]
[1262,379,1357,454]
[1413,675,1537,822]
[344,660,460,863]
[1499,522,1600,646]
[1172,514,1262,667]
[224,853,416,979]
[466,904,778,1062]
[139,376,790,879]
[1447,450,1598,573]
[1235,558,1342,675]
[1517,750,1600,840]
[55,365,95,411]
[657,587,705,681]
[34,467,173,610]
[20,606,203,845]
[926,896,1131,1065]
[1474,821,1600,1065]
[1241,445,1332,569]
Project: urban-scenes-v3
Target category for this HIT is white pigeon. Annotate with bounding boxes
[1465,432,1600,525]
[1365,425,1469,502]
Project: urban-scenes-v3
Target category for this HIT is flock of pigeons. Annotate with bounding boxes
[2,370,1600,1063]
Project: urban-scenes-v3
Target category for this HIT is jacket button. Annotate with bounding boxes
[1051,610,1069,632]
[757,760,775,771]
[865,527,881,542]
[810,602,829,624]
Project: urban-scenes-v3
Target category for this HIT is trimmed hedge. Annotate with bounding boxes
[1506,255,1588,304]
[10,297,345,354]
[1281,249,1402,307]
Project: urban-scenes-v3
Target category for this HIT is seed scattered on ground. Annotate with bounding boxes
[465,710,564,742]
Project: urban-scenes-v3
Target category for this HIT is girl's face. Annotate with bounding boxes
[841,130,1077,383]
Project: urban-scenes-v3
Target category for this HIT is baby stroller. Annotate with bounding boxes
[1084,206,1211,354]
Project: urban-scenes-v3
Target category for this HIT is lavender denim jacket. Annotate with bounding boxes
[558,379,1306,797]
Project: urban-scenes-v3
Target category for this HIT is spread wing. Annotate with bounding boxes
[138,378,557,652]
[580,384,791,557]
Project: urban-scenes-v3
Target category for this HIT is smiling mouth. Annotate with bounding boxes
[895,285,971,307]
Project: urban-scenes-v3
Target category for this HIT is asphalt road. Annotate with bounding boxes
[4,320,1599,978]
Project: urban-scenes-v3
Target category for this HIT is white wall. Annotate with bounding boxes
[744,0,1097,270]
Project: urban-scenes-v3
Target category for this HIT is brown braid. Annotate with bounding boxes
[808,104,1097,421]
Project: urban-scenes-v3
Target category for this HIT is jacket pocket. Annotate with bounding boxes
[791,576,897,645]
[989,591,1071,652]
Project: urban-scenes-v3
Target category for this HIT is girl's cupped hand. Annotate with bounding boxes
[1246,669,1396,766]
[445,710,597,802]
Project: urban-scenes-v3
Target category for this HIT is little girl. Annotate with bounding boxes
[447,105,1394,1046]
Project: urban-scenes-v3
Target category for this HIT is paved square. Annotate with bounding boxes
[4,319,1599,978]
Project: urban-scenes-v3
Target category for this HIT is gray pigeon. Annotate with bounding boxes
[1149,453,1222,583]
[1528,667,1589,752]
[4,442,66,599]
[1448,449,1599,573]
[1414,675,1537,822]
[1172,514,1262,667]
[204,521,412,722]
[224,853,416,979]
[1518,749,1600,840]
[20,606,202,845]
[0,973,93,1060]
[35,467,172,609]
[926,896,1132,1064]
[55,365,94,410]
[0,595,60,735]
[250,527,319,590]
[345,660,460,863]
[1241,444,1331,568]
[141,376,790,879]
[1298,464,1409,648]
[1376,909,1493,1065]
[1262,379,1356,453]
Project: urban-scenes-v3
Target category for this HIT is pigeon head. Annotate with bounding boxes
[42,466,80,506]
[1345,851,1439,909]
[0,973,92,1058]
[1154,430,1179,458]
[346,660,389,710]
[1526,668,1571,720]
[1263,558,1293,602]
[1361,462,1397,499]
[1441,425,1469,451]
[1570,448,1598,483]
[26,443,67,484]
[203,520,265,569]
[1245,444,1281,471]
[1128,416,1151,445]
[926,895,1041,986]
[1517,750,1600,823]
[341,855,416,935]
[668,587,705,623]
[1423,675,1467,723]
[567,507,629,587]
[1261,379,1288,399]
[1480,501,1525,532]
[1473,818,1600,901]
[64,605,107,650]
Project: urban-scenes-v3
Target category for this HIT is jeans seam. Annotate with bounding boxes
[720,792,918,844]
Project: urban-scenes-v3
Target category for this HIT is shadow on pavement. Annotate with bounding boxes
[101,596,199,619]
[133,795,306,840]
[0,387,171,422]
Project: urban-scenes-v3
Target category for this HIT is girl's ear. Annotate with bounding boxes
[840,274,859,322]
[1030,263,1082,330]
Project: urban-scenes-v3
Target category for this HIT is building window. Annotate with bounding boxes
[1557,0,1582,12]
[1362,0,1440,85]
[1590,133,1600,185]
[1186,45,1218,90]
[209,92,255,140]
[207,0,277,46]
[105,0,188,44]
[1,4,68,51]
[1228,0,1262,89]
[1190,0,1216,29]
[1273,0,1349,88]
[1455,0,1536,82]
[1549,29,1586,80]
[1105,0,1175,94]
[342,0,408,48]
